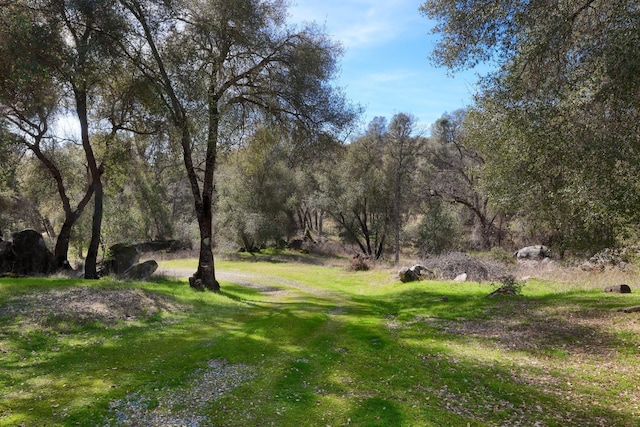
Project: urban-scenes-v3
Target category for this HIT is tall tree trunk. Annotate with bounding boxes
[54,220,73,267]
[189,205,218,291]
[180,117,219,291]
[394,170,402,265]
[193,86,220,291]
[76,90,103,279]
[123,0,219,291]
[84,181,103,279]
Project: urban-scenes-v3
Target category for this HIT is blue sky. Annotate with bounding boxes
[56,1,485,138]
[288,0,487,134]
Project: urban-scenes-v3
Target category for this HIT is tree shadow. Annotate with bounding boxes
[2,278,640,426]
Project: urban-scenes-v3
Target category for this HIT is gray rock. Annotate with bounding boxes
[605,284,631,293]
[0,240,15,273]
[454,273,467,282]
[104,243,140,275]
[398,264,434,282]
[121,260,158,281]
[411,265,432,277]
[515,245,551,260]
[11,229,54,275]
[399,267,419,283]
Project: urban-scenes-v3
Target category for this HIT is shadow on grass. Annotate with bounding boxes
[2,276,640,426]
[346,284,640,357]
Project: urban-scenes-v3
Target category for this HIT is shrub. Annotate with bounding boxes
[349,254,370,271]
[487,275,525,298]
[488,246,517,265]
[415,199,460,256]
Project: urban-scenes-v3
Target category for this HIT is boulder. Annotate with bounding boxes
[103,243,140,276]
[454,273,468,282]
[0,240,15,273]
[605,284,631,293]
[288,239,304,250]
[121,260,158,281]
[515,245,551,260]
[399,267,419,283]
[411,265,432,277]
[398,264,433,283]
[11,229,54,275]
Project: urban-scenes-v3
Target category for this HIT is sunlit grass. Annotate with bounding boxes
[2,257,640,426]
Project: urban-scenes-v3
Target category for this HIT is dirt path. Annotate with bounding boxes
[157,267,341,300]
[101,268,347,425]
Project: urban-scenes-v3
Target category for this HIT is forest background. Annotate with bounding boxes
[0,0,638,285]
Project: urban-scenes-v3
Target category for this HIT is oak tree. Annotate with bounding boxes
[121,0,357,290]
[422,0,640,251]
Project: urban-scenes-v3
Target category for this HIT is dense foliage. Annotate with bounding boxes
[1,0,638,277]
[0,0,358,286]
[422,0,640,253]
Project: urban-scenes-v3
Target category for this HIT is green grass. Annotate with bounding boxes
[1,257,640,426]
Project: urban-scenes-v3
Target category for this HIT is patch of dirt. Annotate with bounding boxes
[0,287,187,327]
[217,271,341,300]
[104,359,255,427]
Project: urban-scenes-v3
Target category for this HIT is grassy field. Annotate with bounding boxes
[1,254,640,426]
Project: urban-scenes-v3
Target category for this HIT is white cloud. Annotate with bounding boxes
[289,0,422,49]
[287,0,490,134]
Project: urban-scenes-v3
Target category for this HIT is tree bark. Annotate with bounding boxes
[75,89,103,280]
[26,135,94,268]
[54,220,74,267]
[181,115,219,291]
[122,0,220,291]
[84,180,103,279]
[189,213,219,291]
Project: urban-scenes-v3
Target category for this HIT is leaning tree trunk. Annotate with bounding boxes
[54,220,74,267]
[54,188,94,269]
[29,140,95,269]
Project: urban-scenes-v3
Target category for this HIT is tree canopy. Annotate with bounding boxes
[118,0,358,289]
[0,0,359,285]
[422,0,640,252]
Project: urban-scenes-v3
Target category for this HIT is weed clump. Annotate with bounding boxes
[349,254,371,271]
[488,275,525,298]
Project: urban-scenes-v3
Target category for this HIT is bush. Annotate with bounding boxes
[415,199,460,256]
[488,275,525,297]
[349,254,370,271]
[498,274,524,294]
[488,246,517,265]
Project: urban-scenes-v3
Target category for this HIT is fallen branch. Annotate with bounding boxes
[617,306,640,313]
